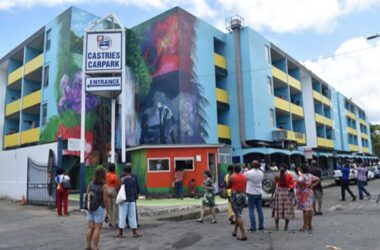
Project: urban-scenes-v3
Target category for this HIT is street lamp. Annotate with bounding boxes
[367,34,380,40]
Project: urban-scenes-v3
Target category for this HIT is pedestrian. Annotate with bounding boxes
[357,163,371,200]
[105,163,120,227]
[260,159,266,172]
[270,162,279,171]
[296,165,321,233]
[229,165,247,241]
[86,168,109,250]
[197,170,217,224]
[244,160,265,232]
[115,165,142,238]
[336,163,357,201]
[125,163,140,228]
[55,169,70,216]
[189,178,196,198]
[272,163,295,231]
[173,166,185,199]
[310,160,323,215]
[225,165,235,224]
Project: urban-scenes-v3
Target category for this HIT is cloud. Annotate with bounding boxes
[303,37,380,123]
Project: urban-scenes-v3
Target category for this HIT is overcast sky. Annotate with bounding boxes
[0,0,380,123]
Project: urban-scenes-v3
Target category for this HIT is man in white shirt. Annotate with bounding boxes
[244,160,264,232]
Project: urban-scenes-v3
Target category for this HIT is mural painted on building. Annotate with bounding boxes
[125,8,209,146]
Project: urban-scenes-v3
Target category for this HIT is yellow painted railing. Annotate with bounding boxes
[321,95,331,106]
[218,124,231,140]
[363,147,369,153]
[288,75,301,91]
[347,127,357,135]
[291,103,304,117]
[274,96,290,112]
[317,137,334,148]
[214,53,227,70]
[324,117,333,127]
[349,144,359,152]
[8,66,23,85]
[20,128,40,145]
[22,90,41,110]
[360,119,366,126]
[361,133,368,140]
[272,66,287,83]
[5,99,21,116]
[4,133,20,148]
[313,90,322,103]
[346,110,356,120]
[24,54,44,75]
[315,113,333,127]
[216,88,229,105]
[288,131,306,145]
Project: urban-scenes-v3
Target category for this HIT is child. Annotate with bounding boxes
[189,179,195,198]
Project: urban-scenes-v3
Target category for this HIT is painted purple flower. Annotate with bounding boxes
[58,72,99,114]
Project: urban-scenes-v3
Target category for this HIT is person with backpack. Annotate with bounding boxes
[115,165,142,238]
[85,168,109,250]
[55,169,70,216]
[196,170,217,224]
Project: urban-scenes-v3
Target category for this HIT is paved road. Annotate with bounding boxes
[1,180,380,250]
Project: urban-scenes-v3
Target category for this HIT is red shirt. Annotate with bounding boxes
[231,173,247,192]
[277,172,295,189]
[106,172,120,190]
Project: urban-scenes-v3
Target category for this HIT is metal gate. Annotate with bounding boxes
[26,157,56,208]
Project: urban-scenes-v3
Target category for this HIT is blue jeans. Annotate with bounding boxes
[247,194,264,230]
[357,180,370,199]
[118,202,137,229]
[175,181,183,198]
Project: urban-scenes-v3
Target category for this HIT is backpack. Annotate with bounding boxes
[212,182,219,195]
[84,183,102,212]
[62,180,71,190]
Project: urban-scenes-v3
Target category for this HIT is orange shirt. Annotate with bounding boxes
[106,172,120,190]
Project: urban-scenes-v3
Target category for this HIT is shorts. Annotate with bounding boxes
[232,192,246,218]
[313,190,323,201]
[87,206,105,224]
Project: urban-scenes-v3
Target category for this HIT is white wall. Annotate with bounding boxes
[301,69,317,148]
[0,142,57,200]
[0,62,7,150]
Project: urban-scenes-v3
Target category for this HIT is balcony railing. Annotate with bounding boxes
[274,96,290,112]
[214,53,227,70]
[4,133,20,148]
[288,75,301,91]
[349,144,359,152]
[360,119,366,126]
[8,66,23,86]
[272,129,306,145]
[317,137,334,148]
[315,113,333,127]
[216,88,229,105]
[218,124,231,140]
[346,110,356,120]
[20,128,40,145]
[363,147,369,153]
[272,66,301,91]
[22,89,42,110]
[5,99,21,117]
[361,133,368,140]
[347,127,357,136]
[290,103,304,117]
[24,54,44,75]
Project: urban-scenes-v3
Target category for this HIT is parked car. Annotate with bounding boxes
[261,170,298,205]
[367,169,375,181]
[370,166,380,179]
[334,168,357,185]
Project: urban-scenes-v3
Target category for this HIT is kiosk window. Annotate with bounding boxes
[175,158,194,171]
[148,158,170,172]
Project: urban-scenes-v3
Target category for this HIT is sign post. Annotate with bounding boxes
[80,14,125,209]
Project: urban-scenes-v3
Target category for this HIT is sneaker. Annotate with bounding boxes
[352,197,357,202]
[247,228,256,233]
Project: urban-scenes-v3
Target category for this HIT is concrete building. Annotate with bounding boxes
[0,6,376,198]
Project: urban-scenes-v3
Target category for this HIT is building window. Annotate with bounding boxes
[147,158,170,172]
[270,108,275,127]
[46,29,51,51]
[42,103,47,127]
[265,45,271,64]
[44,65,49,87]
[175,158,194,171]
[267,76,273,95]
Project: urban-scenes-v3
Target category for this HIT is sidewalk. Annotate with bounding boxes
[68,178,336,218]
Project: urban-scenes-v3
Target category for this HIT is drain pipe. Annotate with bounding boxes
[231,18,249,148]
